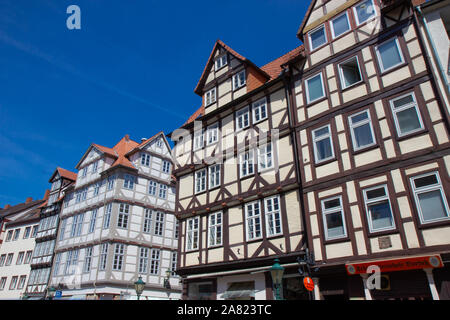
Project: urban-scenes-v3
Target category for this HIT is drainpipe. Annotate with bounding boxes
[416,5,450,97]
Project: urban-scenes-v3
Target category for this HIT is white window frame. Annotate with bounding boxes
[348,109,376,151]
[265,196,283,237]
[375,37,405,73]
[99,243,108,271]
[123,174,135,190]
[138,247,149,274]
[240,149,255,177]
[236,106,250,131]
[321,196,347,240]
[208,164,221,189]
[308,24,328,51]
[232,70,246,90]
[410,172,450,224]
[206,122,219,145]
[154,212,164,236]
[208,211,223,247]
[338,55,363,90]
[150,249,160,275]
[205,87,216,106]
[103,203,112,229]
[245,201,262,241]
[353,0,377,26]
[148,180,158,196]
[193,129,204,151]
[92,161,98,173]
[363,184,396,233]
[112,244,125,271]
[186,217,199,251]
[83,247,93,273]
[312,124,335,163]
[389,92,424,137]
[162,160,171,173]
[252,98,268,124]
[195,169,207,194]
[159,184,168,199]
[305,72,325,104]
[143,209,153,234]
[258,143,273,172]
[88,209,97,233]
[141,153,151,166]
[117,203,130,229]
[330,11,351,39]
[215,54,227,70]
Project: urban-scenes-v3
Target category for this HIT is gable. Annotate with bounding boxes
[79,147,103,168]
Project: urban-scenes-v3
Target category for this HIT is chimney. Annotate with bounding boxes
[4,204,11,209]
[25,197,33,204]
[125,134,130,141]
[43,189,50,201]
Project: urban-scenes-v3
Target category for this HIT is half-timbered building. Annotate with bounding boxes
[48,133,181,300]
[169,40,310,300]
[25,167,77,299]
[288,0,450,300]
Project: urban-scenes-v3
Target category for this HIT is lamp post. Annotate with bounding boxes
[46,286,56,300]
[134,276,145,300]
[164,269,172,300]
[270,259,284,300]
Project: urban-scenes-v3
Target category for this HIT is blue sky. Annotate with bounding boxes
[0,0,309,207]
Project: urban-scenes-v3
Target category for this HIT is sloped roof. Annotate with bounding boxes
[109,135,140,171]
[5,207,41,227]
[0,199,45,219]
[49,167,77,182]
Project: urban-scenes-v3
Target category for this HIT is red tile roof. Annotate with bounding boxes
[109,135,139,170]
[56,167,77,181]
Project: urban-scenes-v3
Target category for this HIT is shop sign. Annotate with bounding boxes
[303,276,315,291]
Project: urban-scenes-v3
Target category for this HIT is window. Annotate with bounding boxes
[150,249,160,275]
[13,229,20,241]
[6,253,13,266]
[141,153,151,166]
[24,251,32,264]
[113,244,125,270]
[76,192,82,203]
[103,203,112,229]
[117,203,130,229]
[321,196,347,240]
[309,25,327,50]
[88,209,97,233]
[159,184,167,199]
[236,106,250,131]
[59,219,67,240]
[305,73,325,103]
[363,185,395,232]
[411,172,449,223]
[339,56,362,89]
[17,275,26,290]
[162,160,171,173]
[195,169,207,193]
[71,213,84,237]
[205,88,216,106]
[0,277,6,290]
[99,244,108,271]
[208,211,222,247]
[154,212,164,236]
[23,226,31,239]
[5,230,12,242]
[348,109,376,150]
[9,276,18,290]
[232,70,246,90]
[81,167,87,178]
[193,129,204,151]
[138,247,149,274]
[240,149,254,177]
[156,138,163,148]
[175,220,179,239]
[206,123,219,145]
[53,253,61,276]
[331,11,350,38]
[312,125,334,163]
[389,92,424,137]
[215,54,227,70]
[92,161,98,173]
[375,37,404,72]
[265,196,282,236]
[0,254,6,267]
[123,174,135,190]
[107,175,116,190]
[186,217,199,251]
[64,250,79,275]
[93,182,101,196]
[354,0,376,25]
[83,247,93,273]
[209,164,221,189]
[171,252,177,276]
[81,188,87,201]
[16,252,24,265]
[258,143,273,171]
[31,225,38,237]
[148,180,158,196]
[143,209,153,234]
[246,201,262,240]
[252,98,267,123]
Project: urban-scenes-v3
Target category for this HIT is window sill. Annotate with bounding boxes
[314,157,337,168]
[323,235,350,245]
[417,218,450,230]
[379,62,408,76]
[395,128,428,142]
[366,227,398,238]
[351,143,379,156]
[306,95,328,108]
[341,80,364,93]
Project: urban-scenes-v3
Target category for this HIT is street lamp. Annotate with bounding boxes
[47,286,56,300]
[134,276,145,300]
[164,269,172,300]
[270,259,284,300]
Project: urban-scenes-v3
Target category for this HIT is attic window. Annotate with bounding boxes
[309,25,327,51]
[232,70,246,90]
[205,88,216,106]
[215,55,227,70]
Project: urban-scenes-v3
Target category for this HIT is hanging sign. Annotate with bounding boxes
[303,276,315,291]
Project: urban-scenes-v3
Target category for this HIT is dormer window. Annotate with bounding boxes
[215,55,227,70]
[205,88,216,106]
[232,70,246,90]
[309,25,327,51]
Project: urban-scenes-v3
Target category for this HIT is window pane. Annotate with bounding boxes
[355,0,375,24]
[414,175,439,189]
[378,39,403,71]
[369,201,394,230]
[310,27,326,49]
[396,107,421,134]
[307,74,324,102]
[326,212,345,238]
[332,13,350,37]
[418,190,448,221]
[316,138,333,161]
[340,57,362,88]
[353,123,374,148]
[366,187,386,200]
[314,126,329,138]
[392,95,414,108]
[324,198,340,209]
